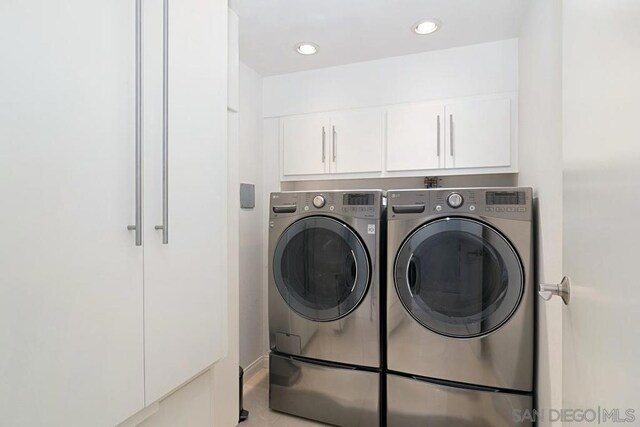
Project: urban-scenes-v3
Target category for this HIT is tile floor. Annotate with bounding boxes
[240,369,328,427]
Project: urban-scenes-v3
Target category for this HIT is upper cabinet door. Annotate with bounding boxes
[386,104,444,171]
[330,110,383,174]
[0,1,143,425]
[445,98,512,169]
[282,115,329,176]
[142,0,228,405]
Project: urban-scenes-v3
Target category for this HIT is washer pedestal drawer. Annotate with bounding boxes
[269,353,380,426]
[387,373,532,427]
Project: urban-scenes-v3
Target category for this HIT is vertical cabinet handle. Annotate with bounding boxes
[332,125,337,162]
[436,115,441,157]
[321,126,326,162]
[155,0,169,244]
[128,0,143,247]
[449,114,454,157]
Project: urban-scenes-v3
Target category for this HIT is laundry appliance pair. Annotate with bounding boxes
[268,188,534,427]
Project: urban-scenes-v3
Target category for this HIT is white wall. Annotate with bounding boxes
[262,39,518,117]
[517,0,563,425]
[238,62,266,370]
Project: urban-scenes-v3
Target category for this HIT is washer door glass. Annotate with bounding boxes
[273,216,371,321]
[394,218,523,338]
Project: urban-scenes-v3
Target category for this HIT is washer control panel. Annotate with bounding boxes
[447,192,464,208]
[312,195,326,208]
[270,191,384,219]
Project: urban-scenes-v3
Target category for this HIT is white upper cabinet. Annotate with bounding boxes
[444,97,512,169]
[0,1,144,425]
[278,94,516,180]
[282,114,330,176]
[142,0,228,405]
[386,104,444,171]
[330,110,384,174]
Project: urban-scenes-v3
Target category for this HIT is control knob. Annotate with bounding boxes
[312,195,326,208]
[447,192,464,208]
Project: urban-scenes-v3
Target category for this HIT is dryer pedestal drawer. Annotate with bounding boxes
[387,373,532,427]
[269,353,380,426]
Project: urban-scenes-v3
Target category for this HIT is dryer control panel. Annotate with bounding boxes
[388,188,532,221]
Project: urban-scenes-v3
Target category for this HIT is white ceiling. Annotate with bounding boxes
[234,0,531,76]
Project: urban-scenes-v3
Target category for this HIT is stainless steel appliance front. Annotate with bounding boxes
[387,374,532,427]
[270,354,379,427]
[269,190,383,367]
[387,188,534,392]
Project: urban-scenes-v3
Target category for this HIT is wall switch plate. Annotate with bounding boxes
[240,183,255,209]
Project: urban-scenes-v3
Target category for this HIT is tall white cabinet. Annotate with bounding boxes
[0,0,228,425]
[142,0,228,405]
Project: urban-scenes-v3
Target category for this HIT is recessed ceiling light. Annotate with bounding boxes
[296,43,319,55]
[413,19,441,35]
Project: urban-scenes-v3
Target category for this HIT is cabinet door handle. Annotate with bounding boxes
[155,0,169,244]
[128,0,143,247]
[321,126,326,162]
[449,114,454,157]
[332,125,337,162]
[436,115,441,157]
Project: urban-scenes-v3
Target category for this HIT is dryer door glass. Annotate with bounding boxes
[273,216,371,321]
[394,218,523,338]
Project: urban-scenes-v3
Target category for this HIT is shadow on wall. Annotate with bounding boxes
[281,174,518,192]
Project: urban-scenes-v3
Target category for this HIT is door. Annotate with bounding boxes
[272,217,370,321]
[445,98,511,169]
[386,104,444,171]
[330,110,383,174]
[561,0,640,417]
[142,0,228,404]
[394,218,523,338]
[0,1,144,425]
[282,114,329,176]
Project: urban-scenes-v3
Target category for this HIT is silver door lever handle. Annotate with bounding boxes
[539,276,571,305]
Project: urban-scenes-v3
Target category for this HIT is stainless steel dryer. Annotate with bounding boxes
[268,190,383,427]
[386,188,534,427]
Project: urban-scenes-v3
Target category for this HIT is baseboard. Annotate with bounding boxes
[243,354,269,383]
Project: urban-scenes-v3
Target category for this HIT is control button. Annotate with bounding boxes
[447,192,464,209]
[485,207,494,212]
[312,195,326,208]
[469,205,476,212]
[329,206,335,211]
[304,206,309,211]
[518,207,527,212]
[435,205,442,212]
[496,207,505,212]
[507,207,516,212]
